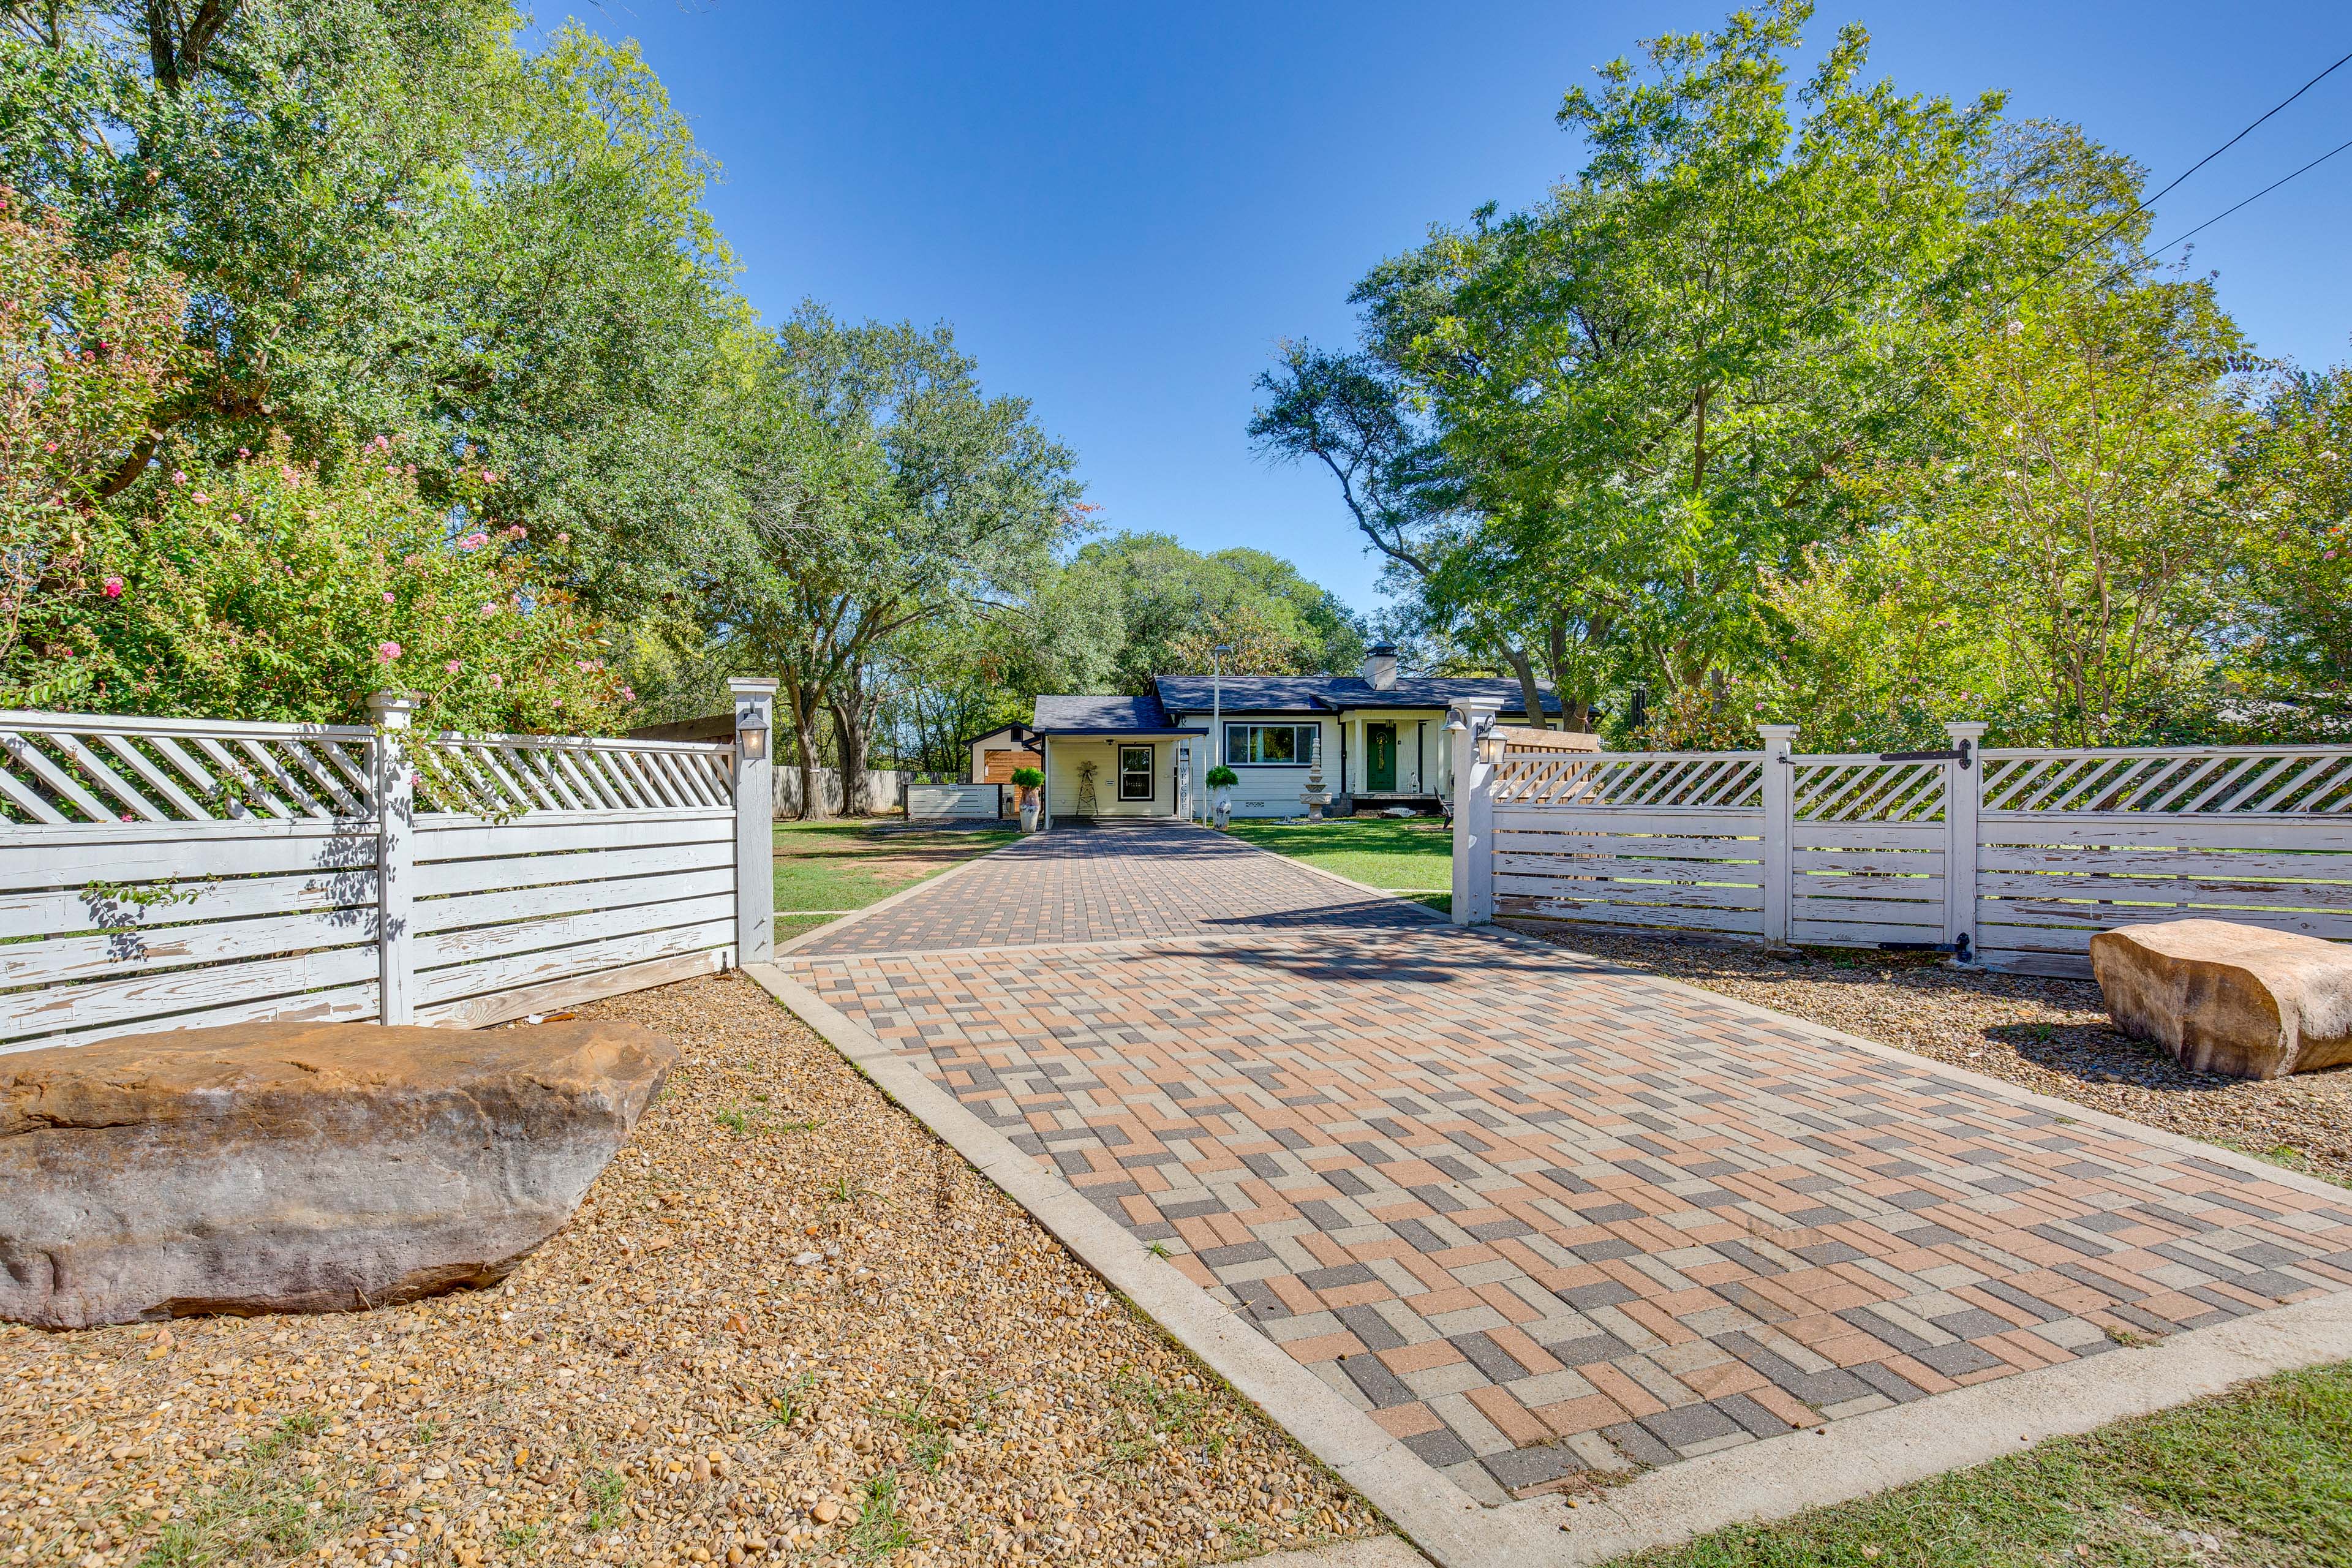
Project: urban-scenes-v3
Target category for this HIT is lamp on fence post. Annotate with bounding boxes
[1446,697,1503,927]
[369,690,419,1027]
[728,678,780,967]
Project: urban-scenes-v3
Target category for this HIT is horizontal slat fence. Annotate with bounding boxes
[1,691,777,1055]
[1476,725,2352,978]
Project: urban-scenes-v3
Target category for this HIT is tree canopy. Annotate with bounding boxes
[1257,0,2348,747]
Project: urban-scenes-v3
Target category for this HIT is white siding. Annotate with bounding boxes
[1044,738,1178,820]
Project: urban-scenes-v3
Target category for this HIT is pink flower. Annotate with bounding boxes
[101,575,124,599]
[554,531,570,545]
[456,531,489,552]
[172,470,187,484]
[489,673,503,690]
[481,470,498,484]
[444,660,462,676]
[478,601,499,617]
[191,492,208,505]
[228,513,242,523]
[377,641,402,663]
[620,685,636,702]
[238,447,251,458]
[382,590,396,604]
[43,441,56,453]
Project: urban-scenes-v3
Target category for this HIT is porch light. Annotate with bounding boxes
[737,722,769,761]
[1477,728,1509,766]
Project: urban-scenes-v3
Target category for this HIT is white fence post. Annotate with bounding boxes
[371,690,417,1025]
[1449,697,1502,926]
[1945,720,1987,962]
[729,678,778,965]
[1757,724,1798,947]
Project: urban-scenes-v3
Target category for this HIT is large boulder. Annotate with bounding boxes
[0,1018,675,1330]
[2090,918,2352,1080]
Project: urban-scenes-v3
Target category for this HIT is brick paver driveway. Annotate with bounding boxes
[780,824,2352,1504]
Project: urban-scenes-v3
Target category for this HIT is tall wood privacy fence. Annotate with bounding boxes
[1449,714,2352,976]
[1,683,778,1056]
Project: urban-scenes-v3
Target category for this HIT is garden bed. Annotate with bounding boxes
[0,973,1383,1567]
[1513,923,2352,1188]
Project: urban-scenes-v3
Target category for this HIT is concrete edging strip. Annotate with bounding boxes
[1490,1288,2352,1565]
[742,961,1487,1568]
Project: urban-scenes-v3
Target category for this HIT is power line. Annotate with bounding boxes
[2139,48,2352,211]
[2021,47,2352,292]
[2146,132,2352,257]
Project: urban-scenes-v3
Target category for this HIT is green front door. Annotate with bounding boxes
[1367,723,1396,791]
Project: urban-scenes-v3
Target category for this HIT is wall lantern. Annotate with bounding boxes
[737,720,769,762]
[1476,725,1509,766]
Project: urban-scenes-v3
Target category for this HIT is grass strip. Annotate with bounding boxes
[1619,1363,2352,1567]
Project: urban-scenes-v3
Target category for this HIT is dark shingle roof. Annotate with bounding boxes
[1030,693,1183,733]
[1152,673,1558,716]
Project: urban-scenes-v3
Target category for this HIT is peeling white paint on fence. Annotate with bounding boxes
[0,680,778,1054]
[1463,720,2352,978]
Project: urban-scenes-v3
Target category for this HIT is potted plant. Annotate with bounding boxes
[1205,764,1238,829]
[1009,766,1044,832]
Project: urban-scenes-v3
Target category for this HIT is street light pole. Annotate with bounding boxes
[1211,643,1232,768]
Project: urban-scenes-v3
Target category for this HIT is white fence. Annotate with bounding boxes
[1452,714,2352,976]
[907,782,1003,820]
[1,684,778,1055]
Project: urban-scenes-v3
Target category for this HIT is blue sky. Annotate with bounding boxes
[549,1,2352,617]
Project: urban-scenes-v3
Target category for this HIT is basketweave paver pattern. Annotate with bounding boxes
[794,823,1433,956]
[782,837,2352,1504]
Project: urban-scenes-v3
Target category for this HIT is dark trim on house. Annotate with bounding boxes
[1035,727,1207,738]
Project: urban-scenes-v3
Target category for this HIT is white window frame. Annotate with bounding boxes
[1117,744,1155,801]
[1223,723,1320,766]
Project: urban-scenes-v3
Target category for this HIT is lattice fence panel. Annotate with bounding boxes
[1791,758,1947,823]
[1980,747,2352,816]
[416,736,734,818]
[1494,750,1764,809]
[0,710,377,827]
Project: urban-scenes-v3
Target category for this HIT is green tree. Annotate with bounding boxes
[2237,368,2352,717]
[1,0,746,617]
[710,307,1082,816]
[1050,532,1366,696]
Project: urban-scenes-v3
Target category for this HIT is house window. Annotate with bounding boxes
[1118,745,1155,801]
[1224,724,1319,766]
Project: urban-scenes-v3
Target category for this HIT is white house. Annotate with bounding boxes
[1027,646,1562,826]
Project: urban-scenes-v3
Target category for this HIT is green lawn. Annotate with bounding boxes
[1618,1363,2352,1567]
[1221,816,1453,914]
[772,818,1016,943]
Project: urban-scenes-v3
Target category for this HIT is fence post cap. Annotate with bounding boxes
[369,690,420,722]
[1944,721,1989,740]
[1755,723,1800,744]
[725,677,781,696]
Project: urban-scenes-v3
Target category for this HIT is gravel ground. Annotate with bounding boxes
[0,973,1384,1568]
[1512,922,2352,1189]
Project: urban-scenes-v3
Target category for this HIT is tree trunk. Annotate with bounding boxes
[1504,647,1550,729]
[780,675,826,821]
[830,696,870,818]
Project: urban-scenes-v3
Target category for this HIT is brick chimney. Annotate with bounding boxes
[1361,644,1398,692]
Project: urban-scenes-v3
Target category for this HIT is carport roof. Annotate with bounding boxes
[1029,693,1205,737]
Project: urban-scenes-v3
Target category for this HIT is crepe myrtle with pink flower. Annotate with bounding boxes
[77,432,633,731]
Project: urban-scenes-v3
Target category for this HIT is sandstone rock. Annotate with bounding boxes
[2090,918,2352,1080]
[0,1018,676,1329]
